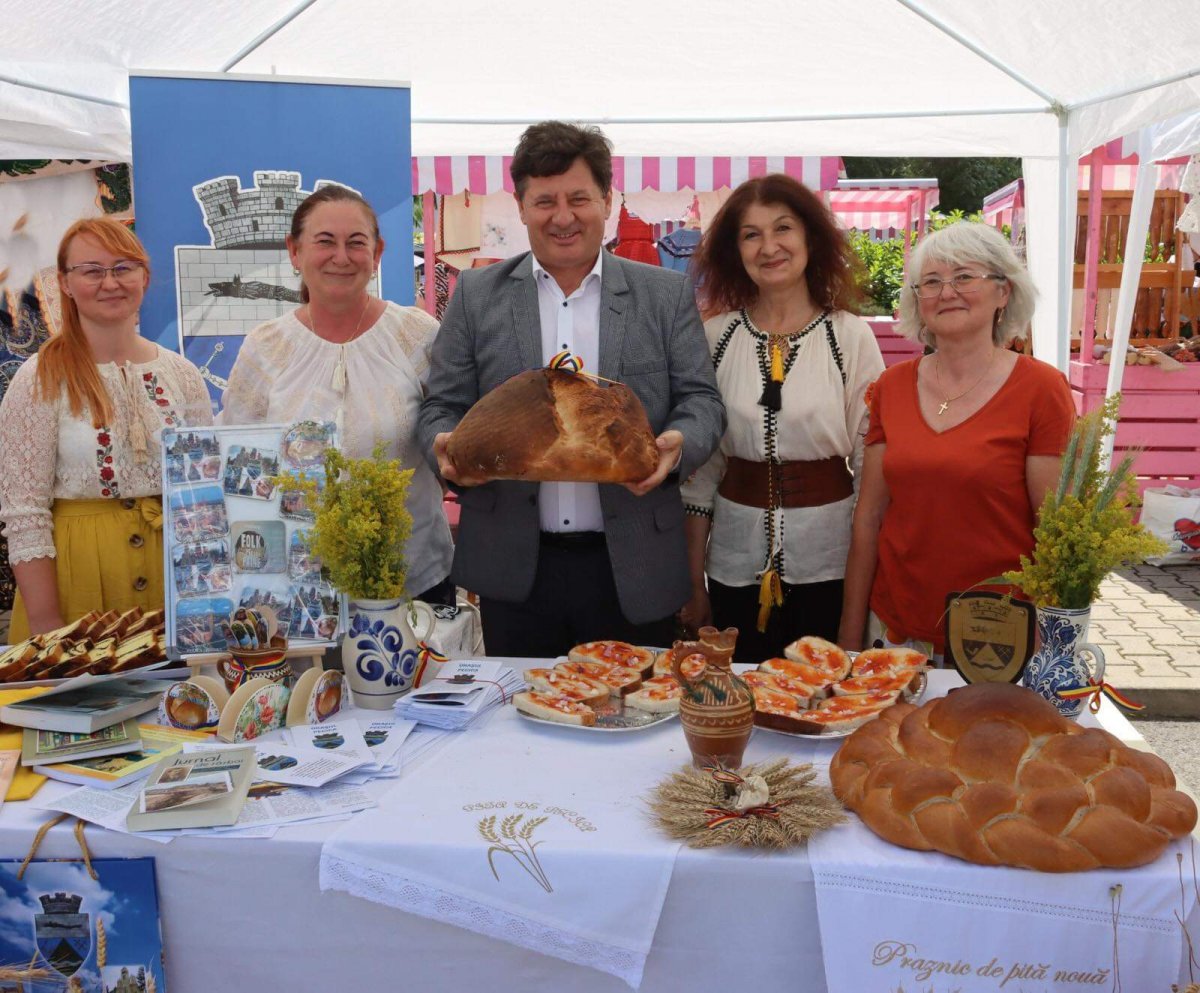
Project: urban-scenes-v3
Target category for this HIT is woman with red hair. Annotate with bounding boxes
[681,175,884,662]
[0,218,211,638]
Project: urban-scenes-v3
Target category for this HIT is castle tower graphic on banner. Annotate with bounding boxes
[175,171,381,403]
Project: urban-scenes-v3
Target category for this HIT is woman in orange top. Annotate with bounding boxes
[838,222,1074,660]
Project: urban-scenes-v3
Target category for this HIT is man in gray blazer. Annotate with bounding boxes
[418,122,724,658]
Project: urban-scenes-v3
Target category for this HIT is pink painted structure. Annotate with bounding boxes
[411,155,842,315]
[1065,142,1200,494]
[982,140,1189,238]
[867,318,923,367]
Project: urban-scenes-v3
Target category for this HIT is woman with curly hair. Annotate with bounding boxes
[680,175,884,662]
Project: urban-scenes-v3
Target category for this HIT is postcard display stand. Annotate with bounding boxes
[161,421,347,658]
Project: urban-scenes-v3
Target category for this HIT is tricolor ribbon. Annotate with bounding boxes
[1056,679,1145,714]
[703,801,791,830]
[549,350,585,373]
[414,641,450,689]
[700,763,745,786]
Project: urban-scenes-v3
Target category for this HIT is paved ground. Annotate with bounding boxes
[1090,563,1200,717]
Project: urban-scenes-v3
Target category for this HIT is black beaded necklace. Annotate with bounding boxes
[740,308,826,411]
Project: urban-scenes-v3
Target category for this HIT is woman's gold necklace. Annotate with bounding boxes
[933,348,996,415]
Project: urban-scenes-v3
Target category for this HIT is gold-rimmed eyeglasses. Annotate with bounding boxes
[912,272,1006,299]
[66,261,146,285]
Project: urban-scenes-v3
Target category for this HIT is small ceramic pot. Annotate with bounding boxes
[217,649,292,694]
[672,627,755,768]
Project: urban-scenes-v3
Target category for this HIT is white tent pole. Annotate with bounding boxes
[1102,129,1157,463]
[221,0,324,72]
[1052,114,1076,373]
[1069,66,1200,113]
[0,72,125,108]
[891,0,1059,108]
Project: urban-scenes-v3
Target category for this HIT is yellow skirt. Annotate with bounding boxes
[9,497,164,642]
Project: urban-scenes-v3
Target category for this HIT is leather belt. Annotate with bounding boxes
[718,456,852,510]
[539,531,607,549]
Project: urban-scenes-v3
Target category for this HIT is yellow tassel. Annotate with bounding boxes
[757,568,783,632]
[770,342,784,382]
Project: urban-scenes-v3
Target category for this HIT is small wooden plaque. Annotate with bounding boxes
[943,591,1035,684]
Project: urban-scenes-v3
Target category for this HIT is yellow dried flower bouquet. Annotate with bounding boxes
[1004,395,1167,610]
[277,444,414,601]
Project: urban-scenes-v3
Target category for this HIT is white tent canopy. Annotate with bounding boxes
[3,0,1200,365]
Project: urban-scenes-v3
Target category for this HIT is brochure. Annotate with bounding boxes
[251,743,367,787]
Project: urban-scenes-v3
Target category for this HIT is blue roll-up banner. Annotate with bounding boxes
[129,71,413,406]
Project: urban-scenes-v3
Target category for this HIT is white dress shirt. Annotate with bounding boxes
[532,251,605,533]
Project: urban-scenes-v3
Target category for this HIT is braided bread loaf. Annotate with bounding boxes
[829,683,1197,872]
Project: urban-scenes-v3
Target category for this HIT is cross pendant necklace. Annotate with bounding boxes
[933,348,997,415]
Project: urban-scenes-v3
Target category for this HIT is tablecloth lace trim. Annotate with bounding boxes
[319,852,648,989]
[815,869,1176,934]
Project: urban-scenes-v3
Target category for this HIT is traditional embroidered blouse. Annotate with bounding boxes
[217,302,453,598]
[680,309,884,587]
[0,347,213,564]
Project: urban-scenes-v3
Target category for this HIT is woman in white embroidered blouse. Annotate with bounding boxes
[0,218,212,639]
[680,175,884,662]
[218,186,453,604]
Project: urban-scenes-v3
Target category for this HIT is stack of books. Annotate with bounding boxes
[394,660,523,731]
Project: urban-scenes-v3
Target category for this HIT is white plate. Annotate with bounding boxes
[515,699,678,733]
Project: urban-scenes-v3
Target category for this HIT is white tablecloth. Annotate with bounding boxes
[810,676,1198,992]
[0,671,1195,993]
[321,702,685,988]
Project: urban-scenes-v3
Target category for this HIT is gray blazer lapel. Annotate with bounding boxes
[598,255,629,381]
[509,254,543,371]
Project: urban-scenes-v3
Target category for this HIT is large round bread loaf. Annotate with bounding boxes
[829,683,1197,872]
[446,369,658,483]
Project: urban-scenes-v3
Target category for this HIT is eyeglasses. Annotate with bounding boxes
[912,272,1006,299]
[66,261,145,285]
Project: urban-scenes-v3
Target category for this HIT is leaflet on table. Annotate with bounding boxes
[407,660,506,703]
[360,717,415,769]
[226,780,375,829]
[397,661,522,731]
[161,422,348,656]
[287,718,415,773]
[285,722,375,769]
[34,783,174,843]
[252,742,368,787]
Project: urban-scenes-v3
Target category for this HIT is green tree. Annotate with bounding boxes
[843,157,1022,214]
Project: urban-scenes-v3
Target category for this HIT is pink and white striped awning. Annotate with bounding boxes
[412,155,840,195]
[827,186,940,232]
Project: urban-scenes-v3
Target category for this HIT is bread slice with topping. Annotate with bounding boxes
[555,661,642,696]
[568,641,655,678]
[783,636,852,681]
[514,690,598,726]
[524,668,610,706]
[624,675,681,713]
[849,647,928,678]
